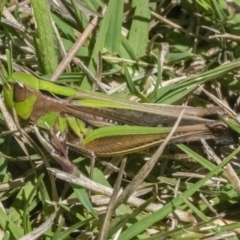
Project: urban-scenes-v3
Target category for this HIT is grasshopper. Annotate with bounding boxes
[3,72,238,157]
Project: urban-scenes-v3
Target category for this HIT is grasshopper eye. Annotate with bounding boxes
[13,82,28,102]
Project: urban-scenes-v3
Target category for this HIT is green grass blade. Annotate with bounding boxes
[30,0,58,74]
[104,0,124,54]
[118,147,240,240]
[0,208,24,239]
[128,0,150,58]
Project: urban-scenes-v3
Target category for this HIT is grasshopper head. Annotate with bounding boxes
[3,73,38,120]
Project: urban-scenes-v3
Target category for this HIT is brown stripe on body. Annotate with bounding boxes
[83,123,238,157]
[30,91,68,123]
